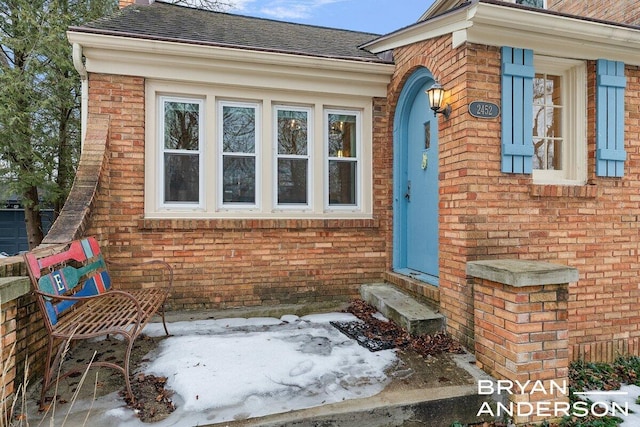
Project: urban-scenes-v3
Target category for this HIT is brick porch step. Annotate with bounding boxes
[360,283,444,336]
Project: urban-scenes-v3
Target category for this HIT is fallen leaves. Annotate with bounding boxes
[410,330,465,357]
[122,373,175,422]
[344,299,465,357]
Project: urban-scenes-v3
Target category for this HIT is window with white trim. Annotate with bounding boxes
[160,96,203,207]
[531,56,586,185]
[275,106,311,208]
[219,101,260,208]
[327,110,360,207]
[147,83,372,218]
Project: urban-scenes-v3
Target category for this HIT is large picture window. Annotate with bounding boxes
[327,110,360,207]
[160,97,203,206]
[219,101,259,207]
[147,83,372,219]
[275,106,311,207]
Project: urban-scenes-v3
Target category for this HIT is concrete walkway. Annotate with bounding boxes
[209,352,495,427]
[22,304,499,427]
[165,304,498,426]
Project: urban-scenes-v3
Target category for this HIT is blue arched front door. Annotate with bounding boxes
[393,68,439,285]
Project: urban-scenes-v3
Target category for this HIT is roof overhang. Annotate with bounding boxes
[67,31,394,98]
[419,0,468,21]
[363,1,640,66]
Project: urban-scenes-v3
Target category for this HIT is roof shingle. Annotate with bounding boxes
[72,1,388,63]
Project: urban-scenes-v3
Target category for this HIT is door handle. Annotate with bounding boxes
[404,180,411,202]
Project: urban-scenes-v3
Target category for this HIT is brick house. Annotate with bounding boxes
[62,0,640,366]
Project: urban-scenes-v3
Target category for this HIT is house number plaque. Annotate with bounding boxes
[469,101,500,119]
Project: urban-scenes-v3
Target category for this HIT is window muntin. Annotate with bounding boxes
[531,56,586,185]
[533,73,562,171]
[515,0,545,8]
[327,110,360,207]
[275,106,311,207]
[160,97,203,206]
[219,102,259,207]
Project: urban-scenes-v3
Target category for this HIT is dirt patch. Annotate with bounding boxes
[343,299,475,391]
[382,348,476,401]
[27,334,175,423]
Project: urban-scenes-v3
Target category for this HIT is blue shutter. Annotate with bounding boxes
[596,59,626,177]
[501,47,534,174]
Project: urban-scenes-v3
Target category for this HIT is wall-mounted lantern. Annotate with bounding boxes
[425,82,451,120]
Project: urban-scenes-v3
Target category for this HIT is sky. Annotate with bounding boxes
[224,0,437,34]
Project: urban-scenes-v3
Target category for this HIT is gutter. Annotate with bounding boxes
[68,26,390,65]
[72,43,88,144]
[66,31,395,77]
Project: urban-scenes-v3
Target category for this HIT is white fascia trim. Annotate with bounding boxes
[462,3,640,65]
[362,6,472,54]
[419,0,469,22]
[67,31,394,97]
[364,2,640,66]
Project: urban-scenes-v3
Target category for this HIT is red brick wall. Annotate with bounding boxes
[85,33,640,361]
[388,35,482,348]
[390,35,640,361]
[548,0,640,26]
[85,73,391,311]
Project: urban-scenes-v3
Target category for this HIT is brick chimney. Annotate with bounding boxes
[119,0,154,8]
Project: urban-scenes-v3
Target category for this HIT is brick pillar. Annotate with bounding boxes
[468,260,578,425]
[1,277,31,415]
[1,300,17,397]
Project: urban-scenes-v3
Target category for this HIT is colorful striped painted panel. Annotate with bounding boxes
[44,270,112,325]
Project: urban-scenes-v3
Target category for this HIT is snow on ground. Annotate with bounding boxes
[101,312,397,426]
[567,384,640,426]
[595,384,640,426]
